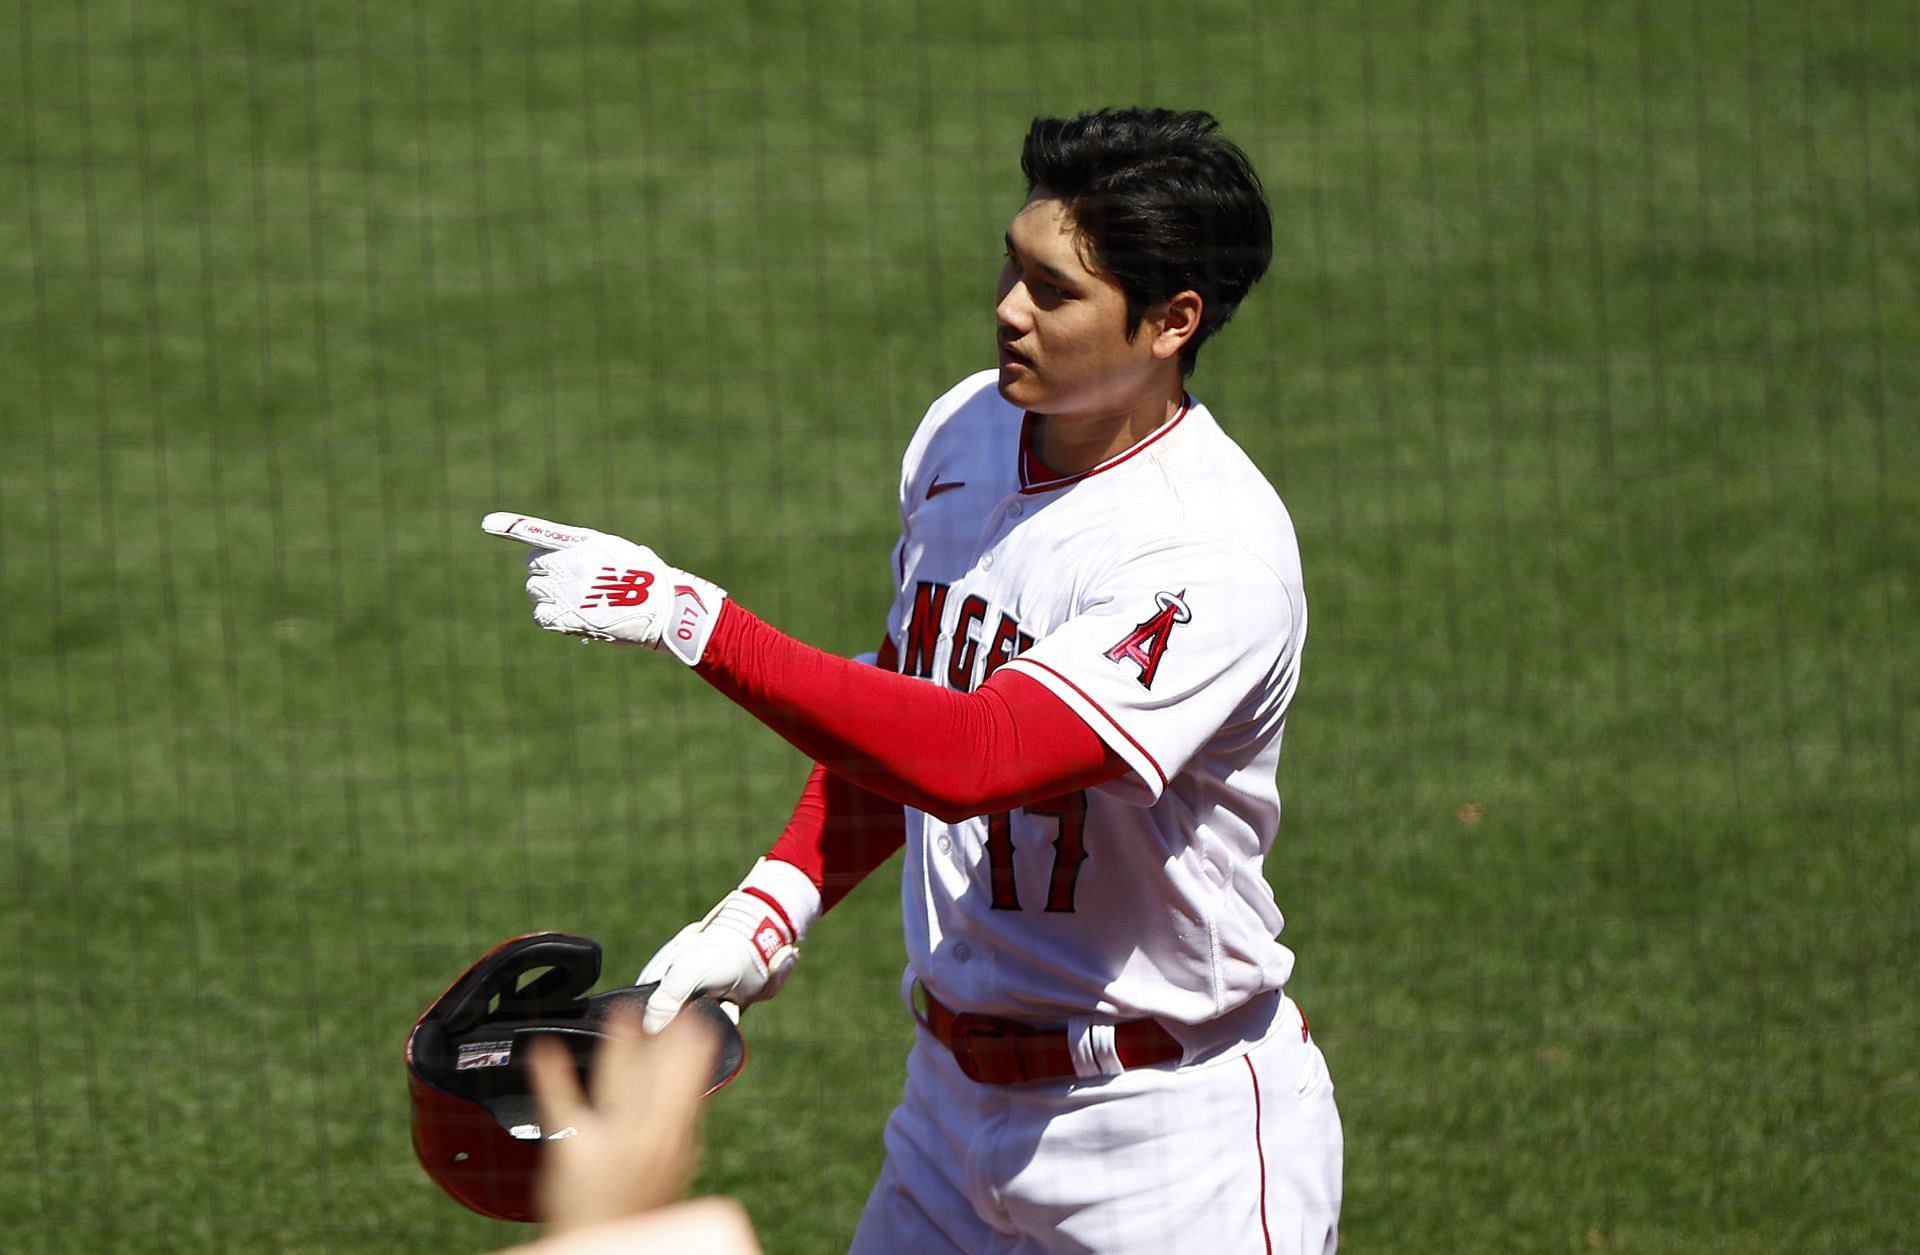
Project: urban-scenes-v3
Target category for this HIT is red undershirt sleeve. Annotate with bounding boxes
[694,601,1129,826]
[765,763,906,913]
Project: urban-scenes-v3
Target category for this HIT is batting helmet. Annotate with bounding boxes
[405,931,746,1222]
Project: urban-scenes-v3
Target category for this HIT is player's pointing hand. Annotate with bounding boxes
[482,512,729,665]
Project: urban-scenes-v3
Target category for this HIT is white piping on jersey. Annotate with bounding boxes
[1001,656,1168,791]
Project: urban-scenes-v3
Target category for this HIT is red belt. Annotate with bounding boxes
[915,983,1183,1085]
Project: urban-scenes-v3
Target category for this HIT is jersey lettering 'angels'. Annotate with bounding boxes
[901,580,1191,693]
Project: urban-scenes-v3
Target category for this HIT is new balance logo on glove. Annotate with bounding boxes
[751,921,785,967]
[581,568,655,608]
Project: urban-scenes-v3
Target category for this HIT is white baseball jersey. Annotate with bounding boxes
[885,370,1307,1042]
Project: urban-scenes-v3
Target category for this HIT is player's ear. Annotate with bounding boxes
[1147,291,1203,362]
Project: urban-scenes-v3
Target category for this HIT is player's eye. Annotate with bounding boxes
[1001,246,1066,300]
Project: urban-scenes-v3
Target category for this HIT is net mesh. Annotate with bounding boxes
[3,1,1914,1248]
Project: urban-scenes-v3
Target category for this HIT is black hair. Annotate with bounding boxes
[1019,108,1272,374]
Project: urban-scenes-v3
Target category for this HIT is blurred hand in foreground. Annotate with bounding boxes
[514,1004,758,1250]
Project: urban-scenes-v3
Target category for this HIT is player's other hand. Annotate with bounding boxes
[481,512,727,665]
[523,1004,719,1235]
[637,890,801,1034]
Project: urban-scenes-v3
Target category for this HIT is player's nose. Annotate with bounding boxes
[995,286,1031,335]
[995,279,1030,332]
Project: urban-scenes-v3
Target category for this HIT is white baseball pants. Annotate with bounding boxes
[848,996,1341,1254]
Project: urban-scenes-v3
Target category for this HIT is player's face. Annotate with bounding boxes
[995,195,1177,422]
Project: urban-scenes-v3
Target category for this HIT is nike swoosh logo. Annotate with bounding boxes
[928,477,966,499]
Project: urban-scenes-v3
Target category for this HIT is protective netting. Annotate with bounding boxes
[3,2,1914,1249]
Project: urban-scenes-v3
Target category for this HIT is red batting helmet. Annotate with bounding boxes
[405,931,745,1222]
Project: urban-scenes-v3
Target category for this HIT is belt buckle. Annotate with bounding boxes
[948,1014,1025,1085]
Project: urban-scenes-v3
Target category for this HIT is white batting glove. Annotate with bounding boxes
[637,860,821,1034]
[481,512,727,665]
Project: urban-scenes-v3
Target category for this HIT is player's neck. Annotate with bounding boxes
[1032,384,1188,478]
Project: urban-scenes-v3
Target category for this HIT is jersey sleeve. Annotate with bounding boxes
[998,540,1300,806]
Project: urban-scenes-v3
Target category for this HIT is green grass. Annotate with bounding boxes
[3,0,1916,1250]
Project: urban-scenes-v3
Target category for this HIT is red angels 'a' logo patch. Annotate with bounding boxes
[1104,591,1190,689]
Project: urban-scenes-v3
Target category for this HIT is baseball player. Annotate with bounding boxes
[486,108,1342,1253]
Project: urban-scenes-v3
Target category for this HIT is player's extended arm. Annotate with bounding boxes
[694,603,1126,821]
[482,512,1128,819]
